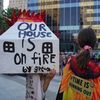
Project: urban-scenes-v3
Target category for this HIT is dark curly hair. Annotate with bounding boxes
[78,27,96,48]
[77,27,96,69]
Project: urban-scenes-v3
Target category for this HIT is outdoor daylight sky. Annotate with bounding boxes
[3,0,9,9]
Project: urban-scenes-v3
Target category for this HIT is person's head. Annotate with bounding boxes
[77,27,97,69]
[78,27,96,49]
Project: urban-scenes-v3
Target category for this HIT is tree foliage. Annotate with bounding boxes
[2,8,19,19]
[0,8,19,34]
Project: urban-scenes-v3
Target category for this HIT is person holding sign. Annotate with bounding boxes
[56,28,100,100]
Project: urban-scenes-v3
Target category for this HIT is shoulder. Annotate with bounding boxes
[88,60,100,74]
[70,56,100,79]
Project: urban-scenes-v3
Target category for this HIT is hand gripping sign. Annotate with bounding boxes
[0,12,59,74]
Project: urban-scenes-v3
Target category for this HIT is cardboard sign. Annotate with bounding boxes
[0,21,59,73]
[68,75,94,99]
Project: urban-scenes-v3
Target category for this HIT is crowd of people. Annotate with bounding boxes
[59,51,76,75]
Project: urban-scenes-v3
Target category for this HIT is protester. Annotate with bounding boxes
[56,28,100,100]
[59,52,66,75]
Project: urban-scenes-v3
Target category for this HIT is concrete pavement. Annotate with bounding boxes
[46,75,61,100]
[0,75,25,100]
[0,74,61,100]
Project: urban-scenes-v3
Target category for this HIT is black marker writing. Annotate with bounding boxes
[18,22,46,31]
[31,52,56,65]
[3,41,15,53]
[42,42,53,53]
[34,66,50,73]
[19,31,51,38]
[18,22,51,38]
[14,53,26,65]
[22,39,24,48]
[22,66,32,73]
[27,38,35,51]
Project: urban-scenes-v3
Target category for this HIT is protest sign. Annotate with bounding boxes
[68,75,94,99]
[0,19,59,73]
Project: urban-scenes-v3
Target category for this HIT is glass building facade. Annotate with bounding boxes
[80,0,100,47]
[9,0,27,10]
[28,0,100,51]
[28,0,80,52]
[59,0,80,52]
[28,0,59,33]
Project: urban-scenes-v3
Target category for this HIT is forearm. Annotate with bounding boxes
[43,69,56,92]
[43,78,51,92]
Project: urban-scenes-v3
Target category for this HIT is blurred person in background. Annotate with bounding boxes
[60,52,67,75]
